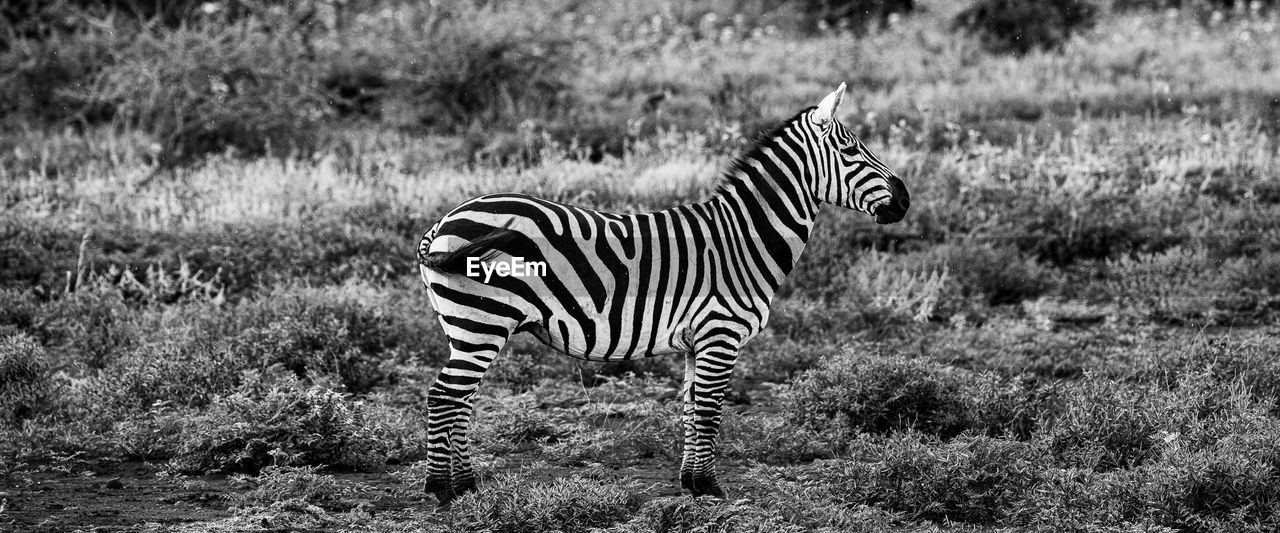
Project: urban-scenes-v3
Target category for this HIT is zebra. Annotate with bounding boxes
[415,83,909,504]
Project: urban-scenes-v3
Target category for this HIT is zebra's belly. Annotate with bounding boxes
[522,312,693,361]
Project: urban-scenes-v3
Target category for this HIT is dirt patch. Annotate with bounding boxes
[0,458,749,532]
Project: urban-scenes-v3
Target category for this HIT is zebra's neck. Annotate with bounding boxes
[706,132,820,295]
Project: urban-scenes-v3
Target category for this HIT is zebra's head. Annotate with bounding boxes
[807,83,909,224]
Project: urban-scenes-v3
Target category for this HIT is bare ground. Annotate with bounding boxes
[0,457,749,532]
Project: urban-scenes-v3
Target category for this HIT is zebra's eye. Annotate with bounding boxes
[839,145,859,157]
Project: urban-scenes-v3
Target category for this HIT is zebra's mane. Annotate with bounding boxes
[715,106,816,195]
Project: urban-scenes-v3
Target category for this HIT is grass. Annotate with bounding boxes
[3,0,1280,531]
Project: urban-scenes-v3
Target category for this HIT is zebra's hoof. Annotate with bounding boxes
[681,472,728,499]
[424,479,455,508]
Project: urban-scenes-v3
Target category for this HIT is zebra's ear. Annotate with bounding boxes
[812,82,847,126]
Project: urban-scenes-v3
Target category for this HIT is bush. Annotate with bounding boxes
[441,474,644,533]
[0,29,117,123]
[1105,246,1226,323]
[1041,375,1192,471]
[0,333,54,426]
[170,379,391,473]
[787,350,970,437]
[955,0,1099,54]
[786,348,1040,439]
[809,434,1047,524]
[720,412,849,463]
[226,285,427,393]
[1145,419,1280,531]
[918,242,1057,306]
[229,465,365,511]
[334,1,577,132]
[87,335,246,415]
[89,17,328,165]
[799,0,917,32]
[613,496,802,533]
[38,283,134,369]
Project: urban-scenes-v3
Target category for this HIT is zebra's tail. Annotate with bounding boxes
[417,220,519,276]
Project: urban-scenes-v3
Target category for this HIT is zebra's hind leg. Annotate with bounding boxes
[678,339,740,499]
[423,316,512,507]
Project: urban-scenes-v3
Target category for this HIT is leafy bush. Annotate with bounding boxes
[0,333,54,426]
[787,350,970,437]
[38,283,134,368]
[1145,418,1280,531]
[721,411,849,463]
[88,17,328,165]
[1132,335,1280,413]
[799,0,917,31]
[0,289,41,336]
[811,434,1047,524]
[1023,467,1150,530]
[170,379,391,473]
[87,335,246,414]
[955,0,1099,54]
[333,1,577,132]
[226,285,427,393]
[1041,375,1193,471]
[613,496,802,533]
[229,465,365,511]
[1105,246,1225,323]
[918,242,1056,305]
[441,474,644,533]
[1112,0,1278,13]
[0,28,117,123]
[786,348,1040,438]
[844,249,950,321]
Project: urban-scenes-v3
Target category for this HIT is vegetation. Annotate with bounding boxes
[3,0,1280,530]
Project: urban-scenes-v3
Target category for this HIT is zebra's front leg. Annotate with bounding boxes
[423,326,509,507]
[679,343,739,498]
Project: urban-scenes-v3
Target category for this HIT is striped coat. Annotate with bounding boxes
[416,83,908,504]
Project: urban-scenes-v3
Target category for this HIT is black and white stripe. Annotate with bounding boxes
[415,83,909,504]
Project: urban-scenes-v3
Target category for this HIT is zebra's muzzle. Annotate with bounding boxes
[873,176,910,224]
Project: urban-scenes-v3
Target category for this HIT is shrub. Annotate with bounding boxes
[955,0,1099,54]
[228,317,388,394]
[0,333,54,426]
[799,0,917,32]
[787,349,986,438]
[1145,421,1280,531]
[1105,246,1225,323]
[1041,375,1192,471]
[472,395,569,454]
[337,1,578,132]
[229,465,365,511]
[918,242,1056,306]
[808,434,1047,524]
[440,474,644,533]
[0,289,41,336]
[720,411,849,463]
[844,249,950,322]
[86,336,246,415]
[788,347,1052,440]
[226,285,430,393]
[1023,467,1150,530]
[787,350,970,437]
[170,379,391,473]
[0,29,117,123]
[88,17,328,165]
[38,283,134,369]
[613,496,803,533]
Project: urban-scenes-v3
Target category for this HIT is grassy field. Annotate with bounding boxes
[3,0,1280,531]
